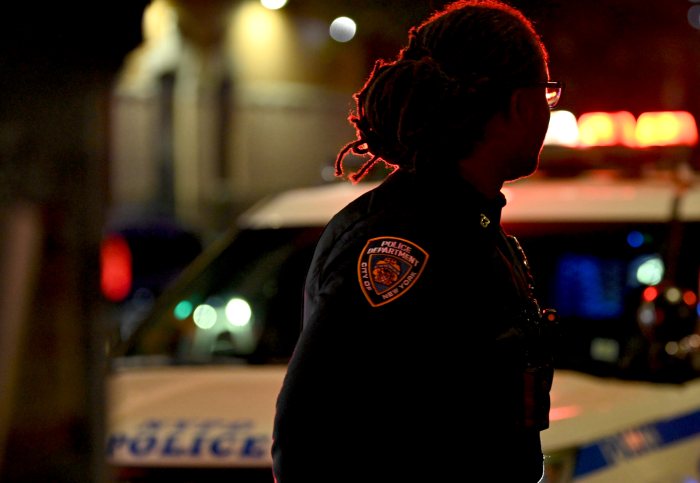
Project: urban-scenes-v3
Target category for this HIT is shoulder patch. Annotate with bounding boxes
[357,236,429,307]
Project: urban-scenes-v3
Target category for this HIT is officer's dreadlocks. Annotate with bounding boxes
[335,0,549,183]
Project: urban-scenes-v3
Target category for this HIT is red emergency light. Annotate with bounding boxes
[100,234,132,302]
[545,110,698,148]
[578,111,637,147]
[635,111,699,147]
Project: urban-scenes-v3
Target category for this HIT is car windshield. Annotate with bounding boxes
[111,226,323,367]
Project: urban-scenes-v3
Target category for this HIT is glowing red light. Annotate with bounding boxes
[100,235,132,302]
[549,405,581,422]
[683,290,698,306]
[642,286,658,302]
[636,111,698,147]
[578,111,637,147]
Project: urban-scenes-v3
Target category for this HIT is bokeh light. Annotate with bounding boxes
[225,297,252,327]
[635,256,664,286]
[329,16,356,42]
[173,300,194,320]
[626,230,645,248]
[193,304,217,329]
[261,0,287,10]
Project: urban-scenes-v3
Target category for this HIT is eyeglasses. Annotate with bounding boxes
[485,79,564,109]
[534,81,564,109]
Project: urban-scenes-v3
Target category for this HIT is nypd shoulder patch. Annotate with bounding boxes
[357,236,429,307]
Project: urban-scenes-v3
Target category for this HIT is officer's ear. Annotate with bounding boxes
[506,87,552,148]
[508,87,538,126]
[482,90,526,141]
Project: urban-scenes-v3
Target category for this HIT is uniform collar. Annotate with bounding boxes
[381,168,507,230]
[478,188,506,230]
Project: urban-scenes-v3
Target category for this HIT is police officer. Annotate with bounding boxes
[272,1,560,481]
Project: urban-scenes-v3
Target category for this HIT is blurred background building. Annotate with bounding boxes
[108,0,700,240]
[1,0,699,481]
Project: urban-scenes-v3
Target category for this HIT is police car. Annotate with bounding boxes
[106,110,700,482]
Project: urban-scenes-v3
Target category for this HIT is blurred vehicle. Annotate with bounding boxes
[100,216,203,341]
[106,110,700,482]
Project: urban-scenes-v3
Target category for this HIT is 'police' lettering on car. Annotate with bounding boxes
[107,419,270,464]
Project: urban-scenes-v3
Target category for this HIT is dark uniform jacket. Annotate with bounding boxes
[272,169,554,483]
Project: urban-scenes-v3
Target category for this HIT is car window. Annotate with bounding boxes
[510,219,700,383]
[112,226,323,366]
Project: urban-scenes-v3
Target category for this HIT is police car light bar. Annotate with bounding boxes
[579,111,637,147]
[544,110,698,148]
[544,111,579,147]
[636,111,699,147]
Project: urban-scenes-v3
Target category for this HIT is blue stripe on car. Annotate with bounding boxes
[574,408,700,476]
